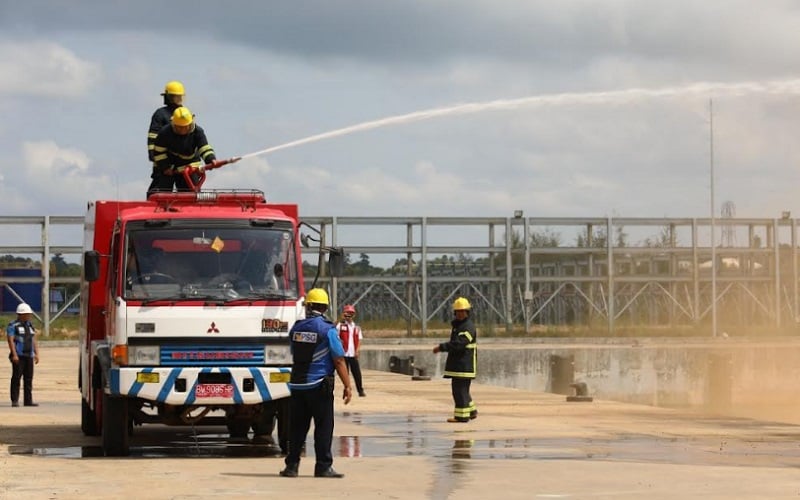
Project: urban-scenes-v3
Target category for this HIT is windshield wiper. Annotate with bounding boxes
[140,295,185,306]
[246,291,293,300]
[141,293,224,306]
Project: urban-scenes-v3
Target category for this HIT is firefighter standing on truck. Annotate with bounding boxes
[148,106,216,197]
[147,80,185,162]
[280,288,352,479]
[433,297,478,423]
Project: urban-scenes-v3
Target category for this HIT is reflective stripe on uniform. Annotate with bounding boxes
[443,342,476,378]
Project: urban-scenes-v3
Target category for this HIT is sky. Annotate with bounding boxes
[2,0,800,227]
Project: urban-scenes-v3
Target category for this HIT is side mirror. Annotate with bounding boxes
[328,248,344,277]
[84,250,100,282]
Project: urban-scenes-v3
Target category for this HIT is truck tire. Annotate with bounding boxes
[277,398,290,454]
[251,402,277,437]
[102,391,130,456]
[81,398,100,436]
[227,420,251,439]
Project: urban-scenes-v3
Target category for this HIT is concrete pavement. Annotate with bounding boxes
[1,345,799,499]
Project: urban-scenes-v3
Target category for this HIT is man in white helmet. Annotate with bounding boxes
[6,303,39,407]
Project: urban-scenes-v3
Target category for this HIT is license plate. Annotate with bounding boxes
[136,372,160,383]
[195,383,234,398]
[269,372,290,383]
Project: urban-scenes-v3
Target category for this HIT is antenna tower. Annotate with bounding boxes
[721,200,736,247]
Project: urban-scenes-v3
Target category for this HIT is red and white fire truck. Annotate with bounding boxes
[79,185,340,456]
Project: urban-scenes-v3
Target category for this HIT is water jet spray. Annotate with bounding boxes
[196,77,800,189]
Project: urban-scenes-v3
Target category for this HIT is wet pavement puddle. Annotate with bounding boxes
[9,413,800,468]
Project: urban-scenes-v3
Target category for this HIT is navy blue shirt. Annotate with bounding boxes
[288,313,345,391]
[7,320,36,357]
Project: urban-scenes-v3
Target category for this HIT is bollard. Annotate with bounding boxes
[411,365,431,381]
[566,381,593,402]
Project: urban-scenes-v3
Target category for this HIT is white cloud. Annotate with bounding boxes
[0,40,101,97]
[22,141,90,177]
[7,141,123,214]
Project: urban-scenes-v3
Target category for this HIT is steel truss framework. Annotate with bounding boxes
[2,215,798,336]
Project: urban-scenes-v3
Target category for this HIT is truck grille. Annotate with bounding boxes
[160,345,264,366]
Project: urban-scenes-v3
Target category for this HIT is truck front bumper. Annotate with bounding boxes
[110,366,291,405]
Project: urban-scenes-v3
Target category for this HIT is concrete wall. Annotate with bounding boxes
[360,339,800,410]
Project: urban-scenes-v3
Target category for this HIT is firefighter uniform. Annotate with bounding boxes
[147,105,178,160]
[284,310,346,476]
[436,297,478,422]
[148,109,216,197]
[147,81,185,161]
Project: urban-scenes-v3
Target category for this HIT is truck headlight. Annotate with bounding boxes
[265,345,291,365]
[129,345,160,365]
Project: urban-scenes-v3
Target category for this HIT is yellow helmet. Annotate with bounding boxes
[305,288,330,306]
[162,80,185,96]
[452,297,471,311]
[171,106,194,127]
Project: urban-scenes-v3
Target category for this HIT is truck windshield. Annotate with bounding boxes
[122,225,298,301]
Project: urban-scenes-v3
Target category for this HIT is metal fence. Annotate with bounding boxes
[3,214,798,336]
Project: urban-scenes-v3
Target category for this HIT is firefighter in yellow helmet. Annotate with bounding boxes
[147,81,185,162]
[147,106,217,197]
[433,297,478,422]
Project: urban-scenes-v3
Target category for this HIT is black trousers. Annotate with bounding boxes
[284,381,335,473]
[451,377,473,417]
[10,355,34,404]
[345,357,364,393]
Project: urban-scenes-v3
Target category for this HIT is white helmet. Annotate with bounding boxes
[16,303,33,314]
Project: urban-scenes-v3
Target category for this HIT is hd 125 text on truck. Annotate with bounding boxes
[79,188,342,456]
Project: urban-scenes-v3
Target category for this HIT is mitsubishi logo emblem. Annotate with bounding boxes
[207,322,220,333]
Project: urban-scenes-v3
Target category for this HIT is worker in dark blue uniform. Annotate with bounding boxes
[148,106,217,197]
[147,80,185,162]
[6,303,39,407]
[280,288,352,478]
[433,297,477,422]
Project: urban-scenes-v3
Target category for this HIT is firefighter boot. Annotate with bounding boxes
[279,463,299,477]
[315,467,344,478]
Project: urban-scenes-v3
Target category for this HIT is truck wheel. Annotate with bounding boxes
[81,398,99,436]
[277,398,290,454]
[102,391,130,456]
[227,420,251,439]
[251,402,277,437]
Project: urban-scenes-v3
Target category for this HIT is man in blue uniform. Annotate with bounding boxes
[147,106,217,197]
[280,288,352,478]
[433,297,477,422]
[6,303,39,407]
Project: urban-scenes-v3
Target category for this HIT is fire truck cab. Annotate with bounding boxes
[79,189,339,456]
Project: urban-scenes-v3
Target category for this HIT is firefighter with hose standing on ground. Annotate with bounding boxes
[433,297,478,423]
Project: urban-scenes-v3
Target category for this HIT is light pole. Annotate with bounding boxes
[514,210,531,334]
[709,99,717,338]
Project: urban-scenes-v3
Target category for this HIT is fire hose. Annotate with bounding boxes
[178,156,242,192]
